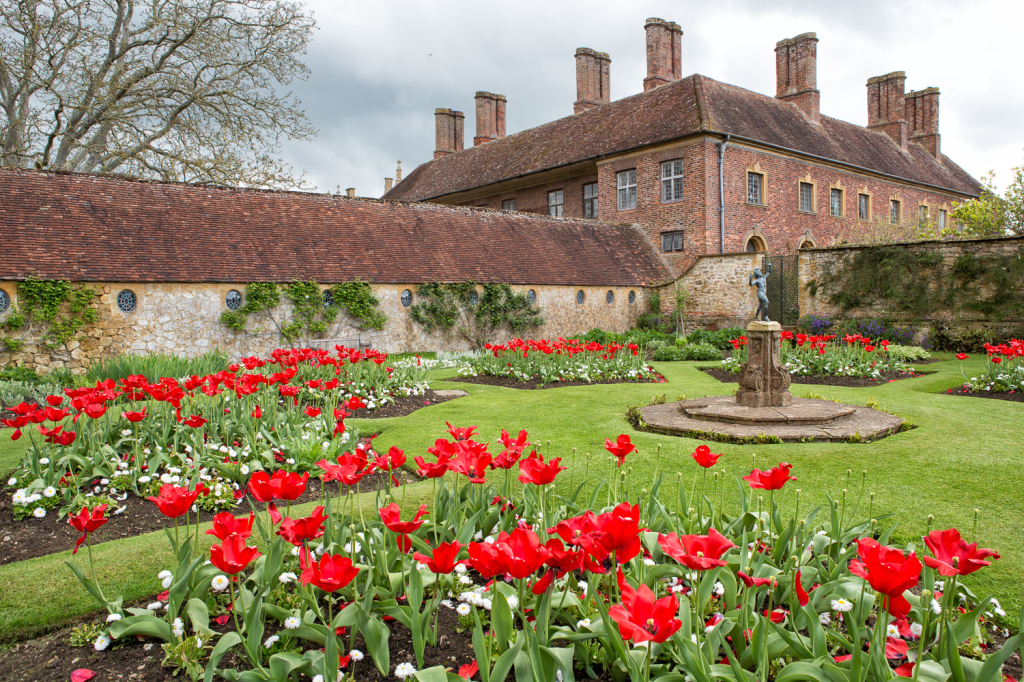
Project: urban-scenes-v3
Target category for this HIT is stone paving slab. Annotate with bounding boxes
[641,396,904,443]
[684,397,855,425]
[432,390,470,398]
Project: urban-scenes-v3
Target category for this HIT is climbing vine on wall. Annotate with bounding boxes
[1,277,99,351]
[220,281,386,341]
[806,244,1024,321]
[410,281,543,349]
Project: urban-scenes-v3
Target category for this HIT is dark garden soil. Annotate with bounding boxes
[701,367,930,388]
[0,602,480,682]
[345,389,463,419]
[943,387,1024,403]
[0,465,413,567]
[448,373,665,390]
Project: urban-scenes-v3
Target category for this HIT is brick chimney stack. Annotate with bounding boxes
[474,92,507,146]
[434,108,465,159]
[643,18,682,92]
[866,72,907,150]
[775,33,820,125]
[574,48,611,113]
[905,87,940,158]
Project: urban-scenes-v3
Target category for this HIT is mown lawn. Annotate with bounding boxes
[0,352,1020,642]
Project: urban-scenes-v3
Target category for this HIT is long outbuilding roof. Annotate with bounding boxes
[0,168,669,286]
[384,74,982,202]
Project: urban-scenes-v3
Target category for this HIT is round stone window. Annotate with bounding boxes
[606,290,614,305]
[576,290,585,305]
[401,289,413,307]
[527,289,537,305]
[117,289,137,314]
[628,290,637,304]
[322,289,334,307]
[469,289,479,305]
[225,289,243,310]
[0,289,9,314]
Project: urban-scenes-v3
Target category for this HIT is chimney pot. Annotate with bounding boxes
[345,187,355,198]
[384,178,394,193]
[474,92,506,146]
[434,108,465,159]
[396,160,402,182]
[774,32,820,125]
[866,72,908,150]
[574,48,612,113]
[643,18,682,92]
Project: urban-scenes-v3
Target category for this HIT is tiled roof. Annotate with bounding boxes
[0,168,669,286]
[384,74,981,202]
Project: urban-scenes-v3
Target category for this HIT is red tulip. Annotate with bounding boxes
[345,396,367,411]
[956,353,968,361]
[83,403,107,419]
[446,422,477,441]
[251,405,262,418]
[493,429,529,469]
[742,462,796,490]
[379,503,429,534]
[691,444,721,469]
[923,528,1000,577]
[458,661,479,680]
[449,441,492,484]
[121,408,147,423]
[531,569,554,594]
[597,502,643,564]
[604,434,635,468]
[795,570,810,606]
[183,415,208,428]
[517,451,566,486]
[68,505,108,554]
[317,456,367,486]
[737,571,774,588]
[248,470,308,503]
[467,539,507,579]
[413,541,465,574]
[370,446,406,472]
[304,406,322,418]
[849,538,921,619]
[543,538,592,576]
[764,608,788,623]
[45,395,64,407]
[206,511,255,541]
[277,506,328,546]
[44,406,71,422]
[301,553,359,592]
[414,454,449,478]
[147,483,202,519]
[608,569,682,643]
[659,528,736,571]
[210,534,261,575]
[497,528,552,580]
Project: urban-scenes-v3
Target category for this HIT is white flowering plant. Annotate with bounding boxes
[459,338,662,385]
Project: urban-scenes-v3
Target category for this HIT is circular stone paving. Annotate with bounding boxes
[641,396,904,443]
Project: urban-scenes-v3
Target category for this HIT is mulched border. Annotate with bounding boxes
[701,367,929,388]
[345,389,463,419]
[446,373,665,390]
[943,387,1024,403]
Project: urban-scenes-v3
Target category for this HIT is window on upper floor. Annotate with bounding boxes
[890,199,901,224]
[661,231,684,252]
[547,190,563,217]
[617,170,637,210]
[502,199,516,211]
[661,160,684,203]
[858,193,870,220]
[830,188,843,217]
[799,182,815,213]
[583,182,598,218]
[939,209,948,230]
[747,172,764,205]
[919,205,929,224]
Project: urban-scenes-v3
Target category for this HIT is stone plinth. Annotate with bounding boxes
[735,321,792,407]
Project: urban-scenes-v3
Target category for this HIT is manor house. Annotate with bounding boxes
[383,20,982,277]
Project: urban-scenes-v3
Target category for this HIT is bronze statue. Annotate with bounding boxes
[750,263,772,322]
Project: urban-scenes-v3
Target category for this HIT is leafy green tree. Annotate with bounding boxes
[951,168,1024,238]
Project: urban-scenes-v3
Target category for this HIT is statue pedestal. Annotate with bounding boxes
[736,321,792,407]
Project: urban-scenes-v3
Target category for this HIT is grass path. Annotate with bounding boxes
[1,352,1020,642]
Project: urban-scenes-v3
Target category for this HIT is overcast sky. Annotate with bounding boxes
[277,0,1023,199]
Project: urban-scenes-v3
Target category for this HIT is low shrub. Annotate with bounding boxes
[957,339,1024,392]
[462,338,660,384]
[651,345,681,361]
[885,343,931,362]
[797,313,836,335]
[678,341,722,360]
[685,327,744,350]
[0,379,65,408]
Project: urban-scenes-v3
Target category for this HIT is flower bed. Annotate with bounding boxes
[455,338,663,385]
[721,333,920,379]
[1,346,428,528]
[955,341,1024,393]
[39,426,1019,682]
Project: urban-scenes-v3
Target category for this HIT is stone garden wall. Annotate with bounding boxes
[0,281,648,373]
[798,235,1024,331]
[659,251,763,323]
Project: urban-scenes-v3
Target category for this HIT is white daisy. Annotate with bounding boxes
[458,575,474,585]
[211,575,230,592]
[644,558,656,566]
[7,478,17,486]
[930,599,942,615]
[350,650,364,661]
[394,662,418,679]
[106,613,122,623]
[831,598,853,612]
[94,634,111,651]
[712,581,725,596]
[146,602,163,610]
[158,570,172,579]
[172,618,185,637]
[577,618,592,629]
[162,575,174,589]
[819,613,831,626]
[456,603,471,616]
[39,458,50,465]
[344,541,361,554]
[264,635,279,648]
[454,564,468,574]
[279,572,297,584]
[284,616,301,630]
[909,623,923,637]
[506,595,518,610]
[887,623,900,637]
[33,507,46,518]
[313,677,324,682]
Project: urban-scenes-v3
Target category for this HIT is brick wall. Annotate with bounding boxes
[0,281,649,372]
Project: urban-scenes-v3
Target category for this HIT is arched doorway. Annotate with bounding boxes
[745,235,767,252]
